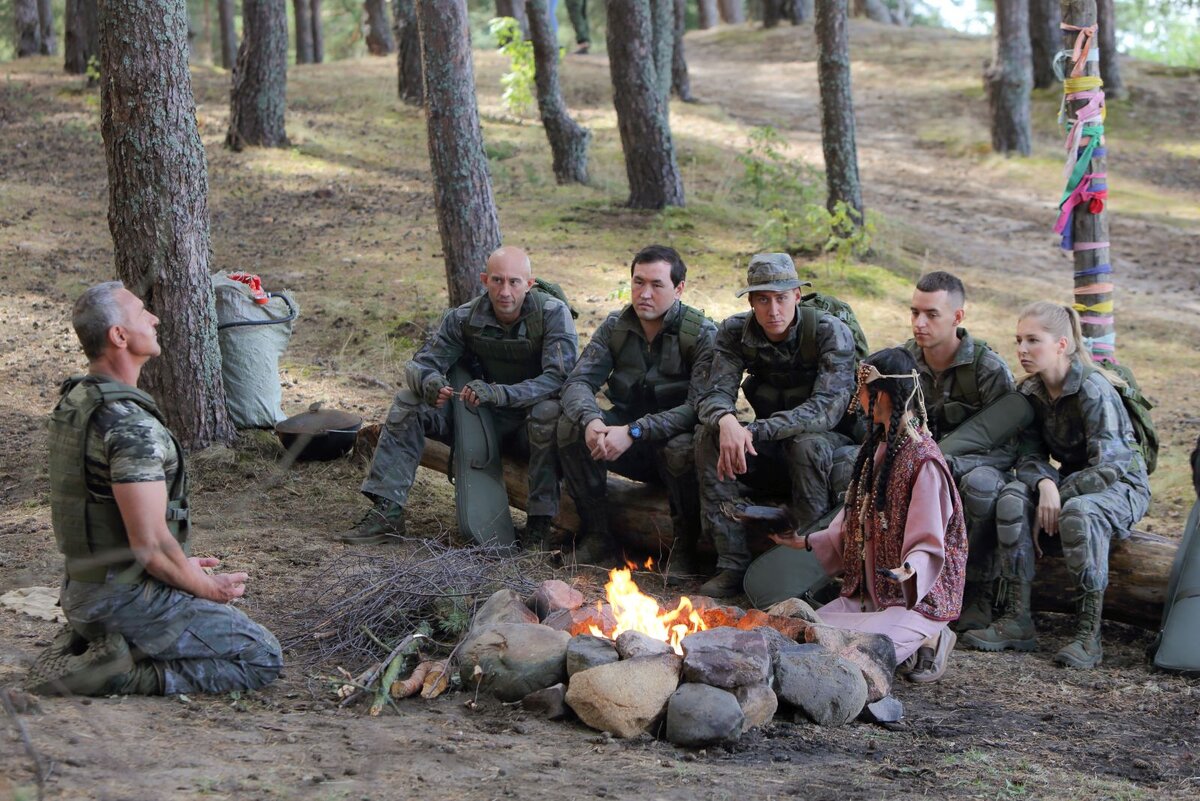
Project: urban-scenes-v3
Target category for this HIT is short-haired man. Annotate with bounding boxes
[347,246,578,548]
[558,245,716,568]
[905,271,1016,633]
[28,282,282,696]
[694,254,858,597]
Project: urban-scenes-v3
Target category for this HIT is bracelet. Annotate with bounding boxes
[803,534,813,552]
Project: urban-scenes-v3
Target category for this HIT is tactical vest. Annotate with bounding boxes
[49,376,190,584]
[462,291,548,386]
[605,304,706,419]
[906,331,992,438]
[739,306,823,418]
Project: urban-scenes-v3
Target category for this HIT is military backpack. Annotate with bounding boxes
[800,291,870,362]
[1086,361,1159,474]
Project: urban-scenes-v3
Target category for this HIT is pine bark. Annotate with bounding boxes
[217,0,237,69]
[649,0,674,104]
[792,0,813,24]
[311,0,324,62]
[365,0,396,55]
[1095,0,1121,97]
[1062,0,1114,360]
[393,0,422,105]
[606,0,685,209]
[38,0,56,54]
[717,0,744,24]
[697,0,718,28]
[763,0,783,28]
[854,0,893,24]
[528,0,590,184]
[815,0,863,218]
[64,0,100,75]
[293,0,314,63]
[98,0,235,451]
[495,0,531,38]
[227,0,289,150]
[670,0,694,102]
[986,0,1033,156]
[1028,0,1059,89]
[416,0,501,306]
[15,0,41,56]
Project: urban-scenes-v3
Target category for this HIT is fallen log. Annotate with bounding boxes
[417,440,1175,629]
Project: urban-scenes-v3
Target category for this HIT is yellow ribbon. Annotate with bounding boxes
[1074,300,1114,314]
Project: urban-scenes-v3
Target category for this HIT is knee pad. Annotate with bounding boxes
[527,400,561,447]
[995,489,1030,548]
[961,467,1005,519]
[662,432,695,477]
[386,388,423,425]
[556,415,583,448]
[1058,498,1094,547]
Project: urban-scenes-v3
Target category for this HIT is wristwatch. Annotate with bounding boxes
[628,423,644,441]
[745,421,760,441]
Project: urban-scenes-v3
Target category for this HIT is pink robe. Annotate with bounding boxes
[808,444,958,663]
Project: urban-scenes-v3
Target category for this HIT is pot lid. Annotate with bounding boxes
[275,402,362,435]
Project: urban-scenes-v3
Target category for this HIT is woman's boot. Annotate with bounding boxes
[1053,591,1104,669]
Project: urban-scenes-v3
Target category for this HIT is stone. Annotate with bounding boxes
[664,683,745,747]
[734,683,778,732]
[521,683,571,720]
[458,623,570,702]
[542,605,617,637]
[695,601,747,629]
[615,630,672,660]
[680,628,770,689]
[472,589,538,632]
[765,597,822,625]
[527,580,584,620]
[564,654,682,738]
[804,624,897,702]
[860,694,904,724]
[566,634,620,677]
[774,643,868,727]
[734,609,811,640]
[755,625,802,663]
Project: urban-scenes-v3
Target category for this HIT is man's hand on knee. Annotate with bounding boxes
[462,380,504,407]
[716,414,756,482]
[422,374,451,406]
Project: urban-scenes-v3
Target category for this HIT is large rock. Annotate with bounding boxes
[566,634,619,677]
[755,625,802,663]
[774,643,868,727]
[735,609,810,640]
[472,589,538,631]
[804,624,896,702]
[565,654,682,738]
[680,628,770,689]
[765,597,822,625]
[527,580,584,620]
[734,683,778,732]
[695,601,747,629]
[615,630,672,660]
[522,683,571,720]
[542,605,617,637]
[459,623,570,702]
[664,683,745,747]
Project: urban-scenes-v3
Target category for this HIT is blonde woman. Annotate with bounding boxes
[961,302,1150,668]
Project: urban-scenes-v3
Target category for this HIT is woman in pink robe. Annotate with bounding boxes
[773,347,967,683]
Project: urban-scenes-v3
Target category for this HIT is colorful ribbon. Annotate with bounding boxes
[1056,172,1108,247]
[1080,314,1114,326]
[1061,23,1097,78]
[1074,300,1114,314]
[1074,282,1114,294]
[1074,264,1112,278]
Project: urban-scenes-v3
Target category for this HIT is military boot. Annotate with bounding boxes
[1054,591,1104,669]
[340,497,405,545]
[959,578,1037,651]
[26,627,134,696]
[572,504,621,568]
[953,579,996,633]
[104,661,165,696]
[522,515,555,552]
[697,569,745,599]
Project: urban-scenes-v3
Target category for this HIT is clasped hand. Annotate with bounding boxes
[584,419,634,461]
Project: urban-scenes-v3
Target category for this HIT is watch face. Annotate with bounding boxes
[630,424,642,439]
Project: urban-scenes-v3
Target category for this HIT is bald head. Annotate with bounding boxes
[481,245,535,324]
[486,246,532,277]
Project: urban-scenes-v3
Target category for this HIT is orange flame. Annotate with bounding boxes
[587,568,707,654]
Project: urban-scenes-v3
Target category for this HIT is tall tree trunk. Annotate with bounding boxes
[15,0,41,56]
[670,0,694,102]
[393,0,422,104]
[495,0,531,38]
[1029,0,1060,89]
[227,0,289,150]
[528,0,590,184]
[64,0,100,75]
[793,0,813,23]
[1095,0,1121,98]
[606,0,685,209]
[311,0,324,62]
[1061,0,1114,361]
[98,0,235,451]
[293,0,314,63]
[416,0,501,307]
[217,0,237,68]
[38,0,56,54]
[717,0,744,24]
[986,0,1033,156]
[815,0,862,218]
[697,0,718,28]
[365,0,396,54]
[854,0,893,24]
[649,0,673,104]
[763,0,783,28]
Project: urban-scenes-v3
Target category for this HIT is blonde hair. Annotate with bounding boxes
[1018,301,1085,356]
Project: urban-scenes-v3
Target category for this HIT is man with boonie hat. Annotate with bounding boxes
[693,253,858,597]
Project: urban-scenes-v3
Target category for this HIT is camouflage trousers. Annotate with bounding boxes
[995,478,1150,592]
[696,427,852,572]
[61,577,282,695]
[557,413,700,547]
[361,388,562,517]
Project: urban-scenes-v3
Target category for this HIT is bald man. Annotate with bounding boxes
[347,247,578,548]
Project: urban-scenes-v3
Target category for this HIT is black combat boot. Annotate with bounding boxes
[522,515,555,552]
[572,503,621,568]
[1054,591,1104,669]
[340,497,405,545]
[953,578,996,633]
[959,578,1037,652]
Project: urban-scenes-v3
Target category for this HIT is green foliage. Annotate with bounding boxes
[736,126,819,208]
[489,16,536,117]
[431,597,472,638]
[85,56,101,84]
[608,279,630,302]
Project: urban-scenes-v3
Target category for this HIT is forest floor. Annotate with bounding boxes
[2,18,1200,801]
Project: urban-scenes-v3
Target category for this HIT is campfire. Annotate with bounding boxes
[588,565,708,655]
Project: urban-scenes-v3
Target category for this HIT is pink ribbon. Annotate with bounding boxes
[1080,315,1114,326]
[1061,23,1097,78]
[1073,241,1109,252]
[1055,173,1108,235]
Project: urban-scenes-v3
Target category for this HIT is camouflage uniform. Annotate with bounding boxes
[696,309,857,572]
[558,301,715,545]
[52,376,282,695]
[904,330,1016,587]
[361,292,577,517]
[998,357,1150,591]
